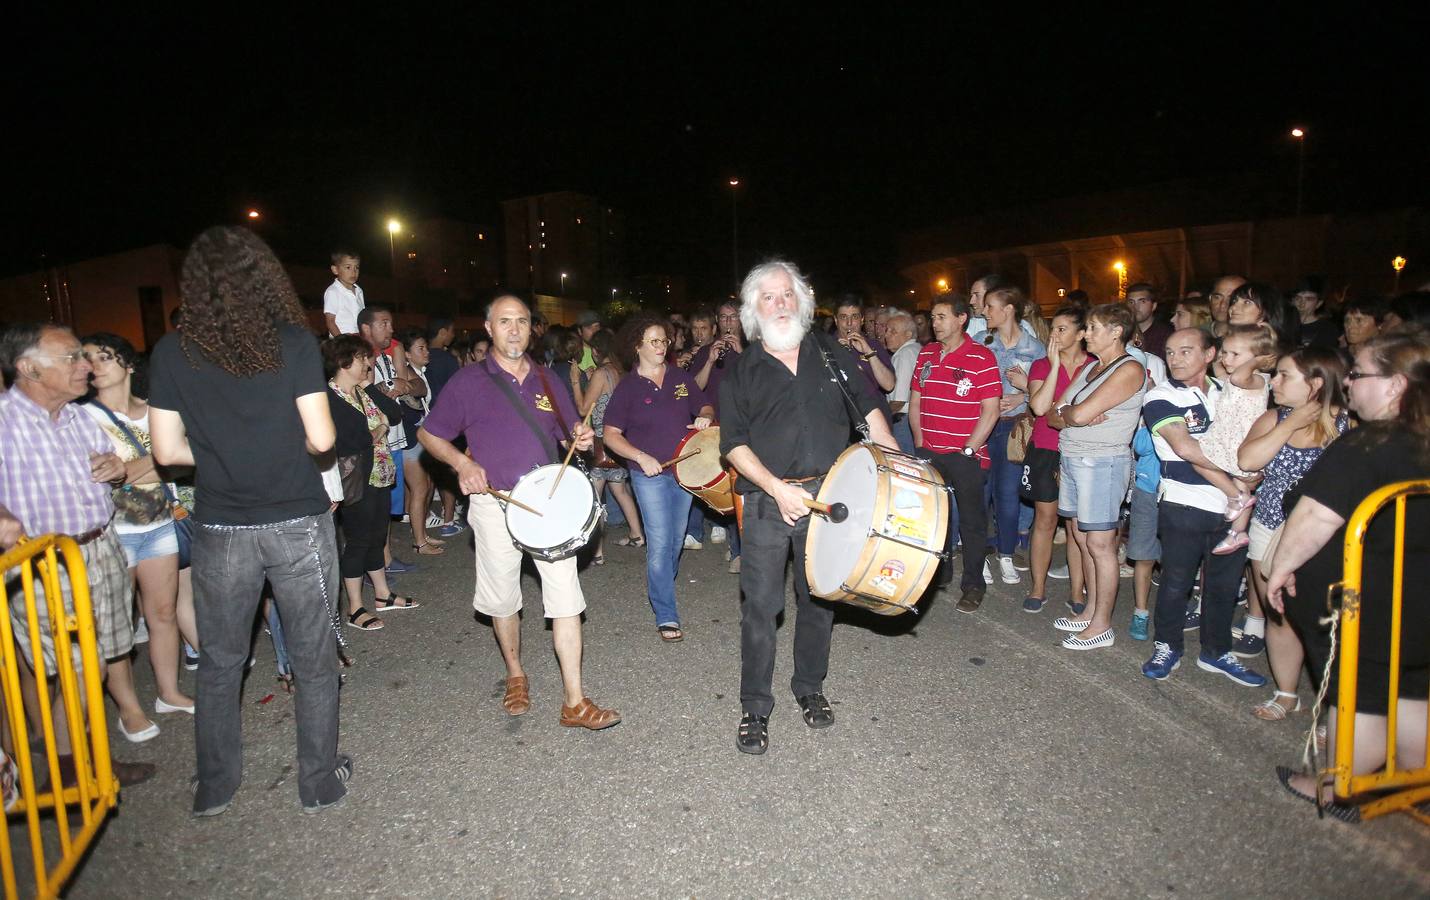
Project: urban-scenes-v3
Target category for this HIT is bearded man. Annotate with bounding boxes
[718,259,897,756]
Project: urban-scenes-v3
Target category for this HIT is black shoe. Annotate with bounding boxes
[955,587,986,614]
[736,713,769,755]
[796,693,834,729]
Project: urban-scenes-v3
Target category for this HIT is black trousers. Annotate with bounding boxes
[920,450,989,591]
[337,484,391,579]
[738,487,834,717]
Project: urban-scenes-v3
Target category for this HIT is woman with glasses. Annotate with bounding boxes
[1268,330,1430,819]
[601,314,714,642]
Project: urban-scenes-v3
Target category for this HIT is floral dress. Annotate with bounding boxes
[330,382,396,488]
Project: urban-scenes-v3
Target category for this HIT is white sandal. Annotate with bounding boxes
[1252,690,1302,721]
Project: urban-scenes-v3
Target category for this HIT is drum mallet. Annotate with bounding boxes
[548,406,597,498]
[660,448,702,469]
[487,489,544,517]
[803,499,848,523]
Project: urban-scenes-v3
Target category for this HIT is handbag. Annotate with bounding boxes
[90,400,185,524]
[1006,413,1035,464]
[337,454,366,506]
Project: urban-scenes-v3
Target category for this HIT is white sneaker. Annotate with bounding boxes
[709,526,727,544]
[133,617,149,644]
[1048,563,1070,580]
[982,559,993,584]
[425,511,444,529]
[683,535,703,551]
[998,555,1021,585]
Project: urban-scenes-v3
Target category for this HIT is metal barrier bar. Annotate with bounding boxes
[0,535,119,899]
[1330,479,1430,820]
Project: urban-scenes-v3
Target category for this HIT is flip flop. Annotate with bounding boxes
[1275,765,1361,823]
[658,625,684,642]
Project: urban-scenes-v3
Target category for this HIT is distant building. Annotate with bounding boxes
[391,216,501,315]
[628,274,687,313]
[502,192,626,305]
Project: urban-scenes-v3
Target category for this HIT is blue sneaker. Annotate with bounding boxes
[1230,632,1265,659]
[1141,641,1183,680]
[1129,611,1150,641]
[1183,606,1201,631]
[434,522,465,538]
[1197,651,1267,687]
[385,557,417,575]
[1022,596,1045,613]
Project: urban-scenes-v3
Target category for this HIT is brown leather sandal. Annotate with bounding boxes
[501,676,530,716]
[559,697,621,730]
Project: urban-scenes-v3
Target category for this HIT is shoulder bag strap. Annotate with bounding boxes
[811,331,871,441]
[90,400,179,505]
[481,364,561,464]
[1069,354,1136,406]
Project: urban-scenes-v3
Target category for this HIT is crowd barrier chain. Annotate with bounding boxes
[1331,478,1430,825]
[0,536,118,899]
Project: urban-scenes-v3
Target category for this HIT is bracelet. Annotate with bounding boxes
[860,352,876,361]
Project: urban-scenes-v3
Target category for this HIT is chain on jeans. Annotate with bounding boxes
[198,515,349,651]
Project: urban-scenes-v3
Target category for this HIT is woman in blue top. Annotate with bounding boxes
[1235,347,1348,721]
[983,287,1045,586]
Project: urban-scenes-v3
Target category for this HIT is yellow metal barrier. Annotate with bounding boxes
[1331,478,1430,825]
[0,536,118,899]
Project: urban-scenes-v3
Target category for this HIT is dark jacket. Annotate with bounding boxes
[328,385,403,481]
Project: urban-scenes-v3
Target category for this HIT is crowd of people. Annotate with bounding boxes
[0,227,1425,823]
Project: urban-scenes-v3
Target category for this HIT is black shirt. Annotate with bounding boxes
[1298,317,1342,352]
[148,324,331,525]
[719,331,880,493]
[425,346,460,400]
[329,385,403,483]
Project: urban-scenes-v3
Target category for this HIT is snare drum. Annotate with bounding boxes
[672,426,735,514]
[804,443,948,615]
[504,463,604,561]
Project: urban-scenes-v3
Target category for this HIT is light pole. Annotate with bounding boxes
[1291,128,1306,217]
[561,272,568,296]
[729,178,740,291]
[1113,260,1128,300]
[1393,256,1407,293]
[387,218,402,277]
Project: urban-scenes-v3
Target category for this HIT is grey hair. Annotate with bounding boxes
[885,309,915,338]
[738,259,817,340]
[484,294,531,323]
[0,322,65,384]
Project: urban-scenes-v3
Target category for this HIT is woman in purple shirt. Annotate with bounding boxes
[602,314,714,642]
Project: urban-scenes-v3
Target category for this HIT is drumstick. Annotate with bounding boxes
[803,499,849,523]
[487,489,543,517]
[660,448,702,469]
[548,406,597,498]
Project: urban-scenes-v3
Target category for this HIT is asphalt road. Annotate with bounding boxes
[22,519,1430,898]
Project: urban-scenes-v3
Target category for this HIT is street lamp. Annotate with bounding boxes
[935,278,949,293]
[1112,260,1128,299]
[729,178,740,290]
[1393,256,1408,293]
[246,209,260,221]
[387,218,402,276]
[561,272,568,296]
[1291,127,1306,216]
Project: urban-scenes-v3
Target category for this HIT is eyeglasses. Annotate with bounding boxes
[35,351,87,365]
[1345,370,1391,382]
[645,338,671,347]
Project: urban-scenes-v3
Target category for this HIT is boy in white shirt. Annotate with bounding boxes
[323,251,364,336]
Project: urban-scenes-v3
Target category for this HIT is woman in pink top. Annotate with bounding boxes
[1019,306,1093,613]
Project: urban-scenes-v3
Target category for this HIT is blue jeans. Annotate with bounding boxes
[891,415,916,455]
[629,472,694,627]
[191,513,344,810]
[686,502,705,540]
[984,418,1023,555]
[266,602,291,676]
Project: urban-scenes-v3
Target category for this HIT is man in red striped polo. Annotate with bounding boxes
[910,296,1003,612]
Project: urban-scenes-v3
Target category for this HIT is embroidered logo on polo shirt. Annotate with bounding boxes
[534,393,554,412]
[920,361,932,386]
[673,384,689,399]
[955,377,973,397]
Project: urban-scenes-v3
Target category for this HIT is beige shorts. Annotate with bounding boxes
[467,494,585,619]
[1247,518,1277,563]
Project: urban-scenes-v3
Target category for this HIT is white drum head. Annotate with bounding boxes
[507,464,597,550]
[808,446,878,597]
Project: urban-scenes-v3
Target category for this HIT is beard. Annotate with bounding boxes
[759,313,806,352]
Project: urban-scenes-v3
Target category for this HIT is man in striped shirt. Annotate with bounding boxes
[910,297,1002,612]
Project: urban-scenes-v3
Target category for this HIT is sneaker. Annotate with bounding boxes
[997,556,1021,585]
[183,644,200,671]
[1118,562,1134,578]
[1183,606,1201,631]
[1212,530,1250,556]
[683,535,703,551]
[434,522,465,538]
[302,755,353,814]
[385,557,417,575]
[1196,651,1267,687]
[1047,563,1070,580]
[955,587,985,613]
[1231,632,1265,659]
[1141,642,1183,680]
[727,557,741,574]
[1022,596,1045,613]
[133,617,149,644]
[709,526,727,545]
[981,559,993,585]
[425,511,444,529]
[1129,611,1150,642]
[1011,549,1031,571]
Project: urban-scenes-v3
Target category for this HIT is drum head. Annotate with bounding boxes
[807,446,878,597]
[507,464,597,550]
[674,426,725,487]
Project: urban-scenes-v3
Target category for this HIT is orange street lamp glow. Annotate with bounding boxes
[1291,127,1305,138]
[1112,260,1126,272]
[1393,256,1407,272]
[935,278,949,292]
[246,209,260,220]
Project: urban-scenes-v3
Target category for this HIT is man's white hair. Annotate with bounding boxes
[738,259,816,340]
[885,309,914,338]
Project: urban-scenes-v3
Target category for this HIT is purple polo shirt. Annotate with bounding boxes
[603,367,709,476]
[421,355,579,491]
[689,342,740,418]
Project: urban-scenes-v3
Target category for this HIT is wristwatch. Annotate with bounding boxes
[961,446,975,457]
[860,351,876,361]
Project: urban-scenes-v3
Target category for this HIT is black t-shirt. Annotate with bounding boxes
[719,331,879,493]
[148,324,332,525]
[1296,427,1430,667]
[425,347,460,400]
[1298,317,1342,352]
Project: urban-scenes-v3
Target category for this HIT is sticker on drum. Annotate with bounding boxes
[891,478,929,498]
[870,559,906,595]
[888,515,931,545]
[890,462,923,479]
[505,463,604,561]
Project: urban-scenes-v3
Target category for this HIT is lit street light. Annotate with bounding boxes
[1393,256,1408,292]
[561,272,568,296]
[1291,127,1306,216]
[246,209,260,220]
[729,178,740,290]
[387,218,402,277]
[1112,260,1128,299]
[935,278,949,293]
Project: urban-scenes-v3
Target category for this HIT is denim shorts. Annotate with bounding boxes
[1126,486,1161,560]
[117,521,179,567]
[1058,454,1131,532]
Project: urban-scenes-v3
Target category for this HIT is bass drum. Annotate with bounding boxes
[804,443,948,615]
[505,463,604,561]
[672,426,735,514]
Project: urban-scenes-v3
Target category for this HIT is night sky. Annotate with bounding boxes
[7,9,1426,299]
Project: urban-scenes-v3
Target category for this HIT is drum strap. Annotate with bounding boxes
[482,364,561,464]
[811,331,872,441]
